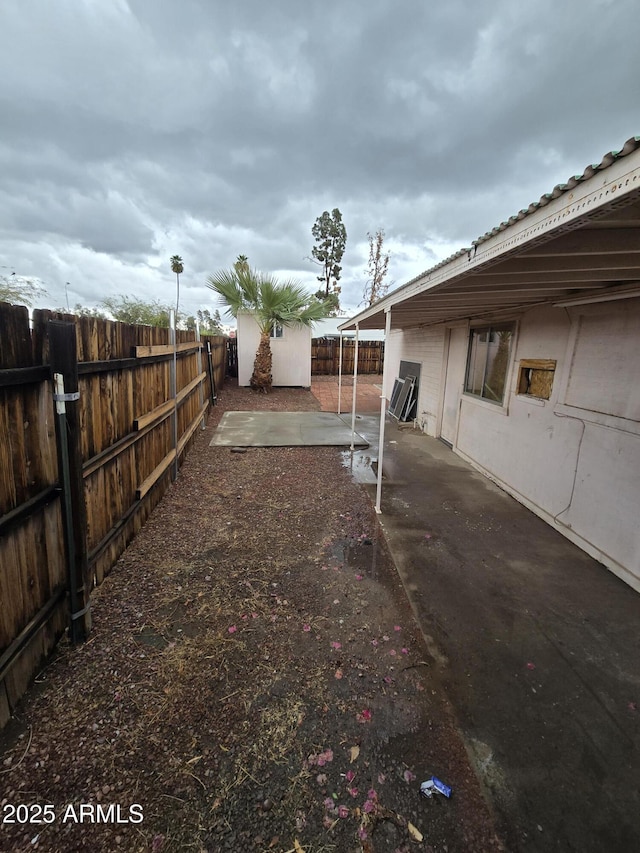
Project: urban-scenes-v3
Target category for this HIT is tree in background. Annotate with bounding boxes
[72,303,108,319]
[234,254,250,275]
[363,229,391,306]
[312,289,341,316]
[310,208,346,313]
[66,297,224,331]
[0,271,46,307]
[170,255,184,315]
[207,265,328,391]
[101,295,172,326]
[184,309,225,335]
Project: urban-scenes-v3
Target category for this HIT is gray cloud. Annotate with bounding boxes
[0,0,638,316]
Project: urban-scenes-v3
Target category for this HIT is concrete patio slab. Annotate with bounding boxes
[209,411,369,447]
[347,418,640,852]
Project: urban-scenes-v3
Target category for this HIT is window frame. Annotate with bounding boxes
[463,322,515,407]
[270,322,284,339]
[517,358,556,401]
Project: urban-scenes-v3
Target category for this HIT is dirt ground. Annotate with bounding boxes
[0,382,503,853]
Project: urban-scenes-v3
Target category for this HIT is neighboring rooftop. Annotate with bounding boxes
[312,318,385,339]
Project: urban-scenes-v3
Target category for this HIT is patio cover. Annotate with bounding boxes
[340,137,640,332]
[337,136,640,513]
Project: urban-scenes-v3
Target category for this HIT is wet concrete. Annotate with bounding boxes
[210,411,369,446]
[347,416,640,852]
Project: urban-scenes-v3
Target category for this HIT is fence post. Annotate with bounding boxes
[206,341,217,404]
[195,324,205,429]
[169,310,178,480]
[49,320,91,643]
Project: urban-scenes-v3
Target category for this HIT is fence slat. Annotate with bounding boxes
[311,337,384,375]
[0,308,229,729]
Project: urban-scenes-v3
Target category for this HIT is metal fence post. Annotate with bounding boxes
[206,341,217,405]
[170,310,178,480]
[49,320,91,643]
[195,323,205,429]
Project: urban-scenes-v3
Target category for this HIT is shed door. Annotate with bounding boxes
[440,327,467,445]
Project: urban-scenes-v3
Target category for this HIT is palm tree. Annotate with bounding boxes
[170,255,183,316]
[207,266,329,391]
[234,254,249,275]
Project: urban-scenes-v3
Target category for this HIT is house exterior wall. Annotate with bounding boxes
[383,326,445,434]
[237,313,312,387]
[392,299,640,592]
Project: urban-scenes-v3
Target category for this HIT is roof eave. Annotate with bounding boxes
[340,136,640,331]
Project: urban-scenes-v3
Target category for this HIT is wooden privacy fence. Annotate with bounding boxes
[311,337,384,375]
[0,302,227,728]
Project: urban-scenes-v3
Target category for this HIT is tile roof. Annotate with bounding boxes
[342,135,640,330]
[406,136,640,286]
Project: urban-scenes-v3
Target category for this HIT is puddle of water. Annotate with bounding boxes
[135,627,169,650]
[340,449,378,484]
[328,539,346,564]
[328,533,380,581]
[467,737,509,798]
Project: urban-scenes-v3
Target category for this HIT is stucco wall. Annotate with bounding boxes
[383,326,445,434]
[391,300,640,591]
[237,313,312,386]
[454,300,640,591]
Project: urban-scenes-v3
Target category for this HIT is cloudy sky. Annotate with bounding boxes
[1,0,638,322]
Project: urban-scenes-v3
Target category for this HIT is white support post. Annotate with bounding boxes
[350,323,359,451]
[337,333,343,415]
[375,308,392,514]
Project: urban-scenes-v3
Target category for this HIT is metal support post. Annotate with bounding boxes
[337,333,343,415]
[350,323,359,451]
[375,308,392,514]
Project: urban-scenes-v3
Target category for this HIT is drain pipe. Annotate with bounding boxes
[350,323,359,451]
[337,332,343,415]
[375,308,392,514]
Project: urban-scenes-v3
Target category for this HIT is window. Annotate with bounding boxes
[518,359,556,400]
[270,323,284,339]
[464,324,514,405]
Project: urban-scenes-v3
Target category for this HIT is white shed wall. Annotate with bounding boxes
[237,313,312,387]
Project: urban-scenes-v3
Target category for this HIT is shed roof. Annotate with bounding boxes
[341,136,640,330]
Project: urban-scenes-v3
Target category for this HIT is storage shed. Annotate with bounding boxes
[237,311,312,387]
